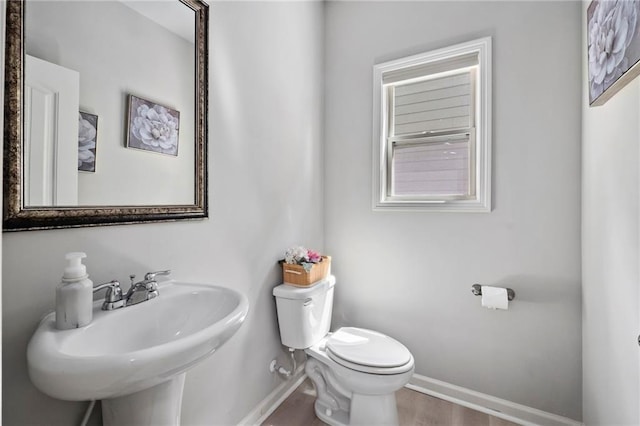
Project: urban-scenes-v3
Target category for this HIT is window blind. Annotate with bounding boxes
[381,52,478,84]
[392,138,470,196]
[392,71,473,136]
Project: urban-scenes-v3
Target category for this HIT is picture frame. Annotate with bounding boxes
[588,1,640,106]
[78,111,98,172]
[126,94,180,156]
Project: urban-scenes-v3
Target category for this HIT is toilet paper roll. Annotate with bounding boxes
[481,285,509,310]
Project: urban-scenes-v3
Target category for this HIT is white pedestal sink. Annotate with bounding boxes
[27,281,249,426]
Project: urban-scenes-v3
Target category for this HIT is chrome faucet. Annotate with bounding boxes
[93,280,124,310]
[124,270,171,306]
[93,270,171,310]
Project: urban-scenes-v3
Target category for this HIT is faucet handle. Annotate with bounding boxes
[144,270,171,281]
[93,280,122,301]
[93,280,124,310]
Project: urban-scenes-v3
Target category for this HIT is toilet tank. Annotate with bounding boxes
[272,276,335,349]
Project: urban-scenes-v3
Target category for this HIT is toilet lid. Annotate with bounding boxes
[326,327,412,370]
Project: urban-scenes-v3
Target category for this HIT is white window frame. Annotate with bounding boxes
[372,37,492,212]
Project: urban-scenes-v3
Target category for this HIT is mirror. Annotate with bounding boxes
[3,0,208,231]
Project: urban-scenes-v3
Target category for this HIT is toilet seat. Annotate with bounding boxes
[326,327,414,375]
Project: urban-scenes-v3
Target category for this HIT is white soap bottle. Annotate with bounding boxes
[55,252,93,330]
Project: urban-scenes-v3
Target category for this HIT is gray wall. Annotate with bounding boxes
[323,1,583,420]
[581,2,640,424]
[2,1,324,424]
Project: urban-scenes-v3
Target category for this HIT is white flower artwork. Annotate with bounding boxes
[126,95,180,156]
[78,112,97,172]
[588,0,640,105]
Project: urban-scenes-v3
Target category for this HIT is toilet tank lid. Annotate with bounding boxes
[273,275,336,300]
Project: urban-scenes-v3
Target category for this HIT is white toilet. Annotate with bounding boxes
[273,276,415,426]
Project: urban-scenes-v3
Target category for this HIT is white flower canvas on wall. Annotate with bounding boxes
[78,112,97,172]
[126,95,180,156]
[588,0,640,106]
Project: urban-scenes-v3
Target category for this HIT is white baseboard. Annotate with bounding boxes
[237,368,307,426]
[237,369,582,426]
[407,374,583,426]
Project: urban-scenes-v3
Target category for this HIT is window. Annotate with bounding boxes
[372,37,491,212]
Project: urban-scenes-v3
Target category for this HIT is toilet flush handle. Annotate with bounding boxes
[303,298,313,307]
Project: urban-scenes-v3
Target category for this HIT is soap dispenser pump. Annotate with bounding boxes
[55,252,93,330]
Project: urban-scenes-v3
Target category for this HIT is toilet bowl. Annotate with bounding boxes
[305,328,415,426]
[273,277,414,426]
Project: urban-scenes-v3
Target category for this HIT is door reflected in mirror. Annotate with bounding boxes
[24,0,196,207]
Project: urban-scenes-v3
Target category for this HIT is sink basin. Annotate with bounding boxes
[27,280,248,425]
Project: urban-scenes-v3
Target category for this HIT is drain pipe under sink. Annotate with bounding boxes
[80,400,96,426]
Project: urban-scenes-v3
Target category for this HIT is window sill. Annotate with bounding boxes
[372,198,491,213]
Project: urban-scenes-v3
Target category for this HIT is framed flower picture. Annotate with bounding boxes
[78,111,97,172]
[126,95,180,156]
[588,1,640,106]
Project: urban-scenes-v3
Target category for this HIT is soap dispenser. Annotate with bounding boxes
[55,252,93,330]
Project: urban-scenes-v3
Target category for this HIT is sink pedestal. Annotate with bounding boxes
[102,373,186,426]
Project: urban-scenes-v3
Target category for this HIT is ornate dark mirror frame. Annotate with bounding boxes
[3,0,208,231]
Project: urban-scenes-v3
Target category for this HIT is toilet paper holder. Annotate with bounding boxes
[471,284,515,301]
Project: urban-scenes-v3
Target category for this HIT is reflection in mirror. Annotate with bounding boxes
[3,0,208,231]
[24,0,195,206]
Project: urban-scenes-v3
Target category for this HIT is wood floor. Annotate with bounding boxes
[262,378,519,426]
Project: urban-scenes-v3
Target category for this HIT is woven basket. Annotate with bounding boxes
[281,256,331,287]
